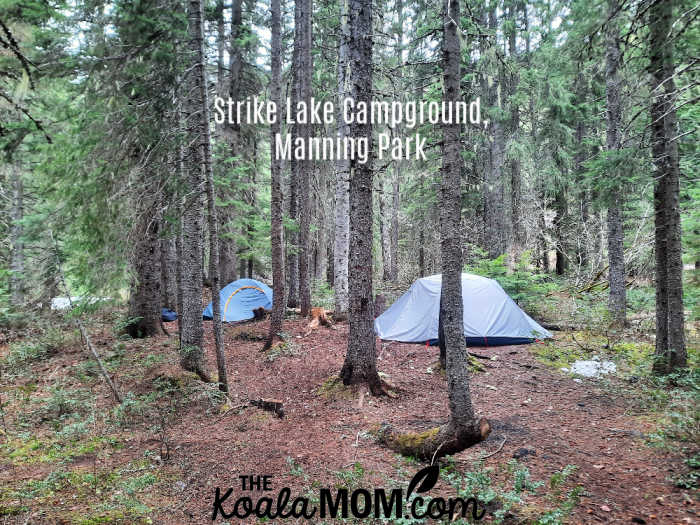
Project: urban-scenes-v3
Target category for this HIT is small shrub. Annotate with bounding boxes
[265,340,298,362]
[37,383,93,424]
[5,341,51,370]
[442,459,580,525]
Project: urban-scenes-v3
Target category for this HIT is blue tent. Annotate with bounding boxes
[203,278,273,322]
[374,273,551,346]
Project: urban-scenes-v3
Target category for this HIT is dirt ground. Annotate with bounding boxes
[166,318,696,524]
[1,316,697,524]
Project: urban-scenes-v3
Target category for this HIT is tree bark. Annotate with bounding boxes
[389,0,403,282]
[483,5,506,259]
[390,165,400,281]
[553,173,568,275]
[216,0,240,284]
[286,1,301,309]
[128,208,164,338]
[160,236,178,310]
[198,0,230,392]
[176,122,185,345]
[379,183,391,281]
[339,0,383,395]
[605,0,627,327]
[333,0,350,317]
[573,70,590,271]
[508,2,523,259]
[297,0,313,317]
[180,0,211,381]
[265,0,286,351]
[418,172,426,278]
[649,0,686,373]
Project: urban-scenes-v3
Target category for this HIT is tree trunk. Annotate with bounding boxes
[176,122,185,344]
[218,0,243,286]
[339,0,383,395]
[510,156,522,257]
[554,176,568,275]
[160,236,178,310]
[605,0,626,327]
[390,164,400,281]
[379,184,391,281]
[180,0,211,381]
[265,0,286,351]
[483,6,506,259]
[383,0,489,459]
[198,0,229,392]
[650,0,686,373]
[333,0,350,318]
[286,3,301,309]
[574,70,589,271]
[297,0,313,317]
[229,0,244,150]
[9,163,24,308]
[128,209,164,338]
[507,1,523,262]
[219,233,237,284]
[418,174,425,279]
[389,0,403,282]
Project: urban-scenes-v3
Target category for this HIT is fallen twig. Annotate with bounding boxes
[479,437,506,460]
[50,230,122,404]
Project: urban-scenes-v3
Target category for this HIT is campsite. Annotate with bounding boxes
[1,0,698,523]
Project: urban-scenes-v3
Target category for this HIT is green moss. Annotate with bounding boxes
[468,354,486,373]
[314,376,355,400]
[391,427,440,452]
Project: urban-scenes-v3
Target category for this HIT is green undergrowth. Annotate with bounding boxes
[265,338,299,362]
[1,458,160,523]
[283,456,582,524]
[531,329,699,488]
[0,315,214,523]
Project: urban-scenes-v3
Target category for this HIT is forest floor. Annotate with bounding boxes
[0,312,698,524]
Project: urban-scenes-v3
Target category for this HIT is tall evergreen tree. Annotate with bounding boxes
[179,0,210,381]
[339,0,383,395]
[605,0,627,326]
[265,0,286,350]
[649,0,686,373]
[333,0,350,317]
[297,0,313,317]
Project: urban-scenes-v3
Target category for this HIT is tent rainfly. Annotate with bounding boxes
[374,273,552,346]
[203,278,273,323]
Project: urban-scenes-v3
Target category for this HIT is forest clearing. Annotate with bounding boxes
[0,0,698,522]
[0,289,698,524]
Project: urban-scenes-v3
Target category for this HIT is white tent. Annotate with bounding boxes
[374,273,551,345]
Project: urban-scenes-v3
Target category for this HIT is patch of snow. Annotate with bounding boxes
[50,297,111,311]
[51,297,78,310]
[569,356,616,378]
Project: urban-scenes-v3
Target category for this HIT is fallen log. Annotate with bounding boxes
[539,323,578,331]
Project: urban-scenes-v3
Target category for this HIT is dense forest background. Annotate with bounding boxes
[0,0,698,521]
[1,0,697,343]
